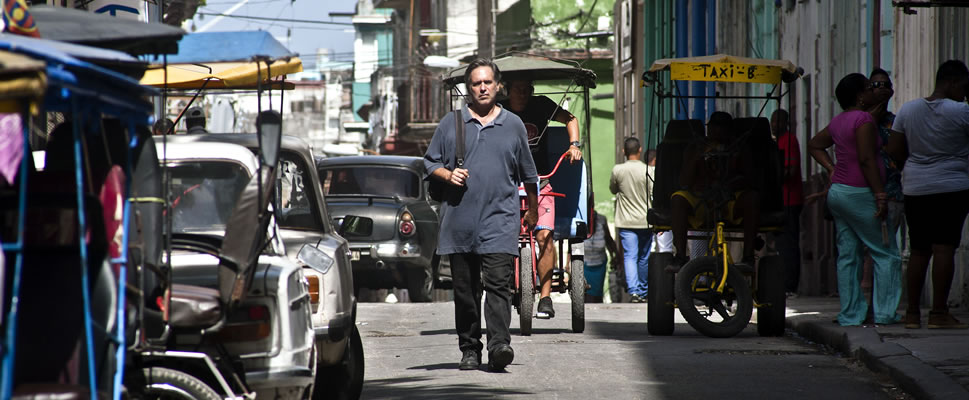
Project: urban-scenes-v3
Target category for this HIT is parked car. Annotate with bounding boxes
[165,134,363,399]
[157,139,317,398]
[316,155,447,302]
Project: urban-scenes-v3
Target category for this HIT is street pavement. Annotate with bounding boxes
[785,296,969,400]
[356,299,915,400]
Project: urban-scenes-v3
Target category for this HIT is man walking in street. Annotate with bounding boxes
[610,137,652,302]
[424,58,539,371]
[500,78,582,318]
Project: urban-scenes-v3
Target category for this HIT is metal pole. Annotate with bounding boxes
[691,0,707,121]
[675,0,689,120]
[706,0,717,115]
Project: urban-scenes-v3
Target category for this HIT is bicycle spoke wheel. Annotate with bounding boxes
[518,246,534,336]
[674,256,752,338]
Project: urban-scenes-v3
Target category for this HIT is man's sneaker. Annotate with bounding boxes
[458,350,481,370]
[629,293,646,303]
[536,296,555,319]
[927,312,968,329]
[488,344,515,372]
[665,255,689,273]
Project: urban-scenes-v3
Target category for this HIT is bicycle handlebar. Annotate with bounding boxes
[538,152,572,180]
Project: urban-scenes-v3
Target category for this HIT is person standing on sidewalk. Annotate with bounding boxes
[500,78,582,319]
[869,68,904,235]
[771,109,804,297]
[584,207,617,303]
[424,58,539,371]
[890,60,969,329]
[808,73,902,327]
[610,137,652,302]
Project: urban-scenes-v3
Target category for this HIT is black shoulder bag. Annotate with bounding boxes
[428,110,465,202]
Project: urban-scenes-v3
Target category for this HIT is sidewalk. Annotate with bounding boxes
[785,296,969,400]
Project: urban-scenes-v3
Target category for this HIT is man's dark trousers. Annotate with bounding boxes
[451,252,513,353]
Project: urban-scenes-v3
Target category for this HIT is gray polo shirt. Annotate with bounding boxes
[424,104,538,256]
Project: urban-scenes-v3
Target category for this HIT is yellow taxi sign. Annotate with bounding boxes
[670,61,783,84]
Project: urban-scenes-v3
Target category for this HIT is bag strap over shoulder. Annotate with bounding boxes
[453,109,465,169]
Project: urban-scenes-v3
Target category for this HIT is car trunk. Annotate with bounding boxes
[325,197,401,241]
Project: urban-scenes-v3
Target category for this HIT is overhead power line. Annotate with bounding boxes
[195,11,355,26]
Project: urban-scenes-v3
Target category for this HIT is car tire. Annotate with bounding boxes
[314,325,365,400]
[141,367,221,400]
[407,266,434,302]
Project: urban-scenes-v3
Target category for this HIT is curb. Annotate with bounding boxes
[787,316,969,400]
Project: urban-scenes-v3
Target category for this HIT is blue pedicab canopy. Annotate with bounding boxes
[0,34,158,124]
[147,31,296,64]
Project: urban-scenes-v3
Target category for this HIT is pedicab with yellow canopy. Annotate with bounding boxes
[641,54,802,338]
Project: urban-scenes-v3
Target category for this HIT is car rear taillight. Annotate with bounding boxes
[306,275,320,304]
[217,304,271,342]
[399,211,416,237]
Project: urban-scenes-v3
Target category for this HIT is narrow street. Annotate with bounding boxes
[357,302,909,400]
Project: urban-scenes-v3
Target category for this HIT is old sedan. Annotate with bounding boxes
[164,134,363,400]
[316,156,445,302]
[157,140,316,398]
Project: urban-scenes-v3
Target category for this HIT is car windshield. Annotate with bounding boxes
[320,166,420,199]
[275,155,323,230]
[168,161,251,234]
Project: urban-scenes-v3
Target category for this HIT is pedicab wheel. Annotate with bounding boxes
[647,252,675,336]
[756,255,787,337]
[569,259,585,333]
[674,256,753,338]
[142,367,221,400]
[519,246,534,336]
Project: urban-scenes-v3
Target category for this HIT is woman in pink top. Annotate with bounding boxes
[808,73,902,326]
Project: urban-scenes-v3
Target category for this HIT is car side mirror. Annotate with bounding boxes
[338,215,373,237]
[298,244,335,274]
[257,110,282,167]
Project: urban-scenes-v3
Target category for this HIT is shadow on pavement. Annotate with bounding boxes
[418,328,454,336]
[406,362,460,371]
[361,376,533,399]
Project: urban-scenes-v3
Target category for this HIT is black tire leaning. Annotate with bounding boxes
[647,252,675,336]
[569,259,585,333]
[141,367,221,400]
[674,256,753,338]
[314,325,365,400]
[756,255,786,337]
[519,246,534,336]
[407,266,434,302]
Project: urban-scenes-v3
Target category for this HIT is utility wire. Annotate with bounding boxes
[195,11,355,25]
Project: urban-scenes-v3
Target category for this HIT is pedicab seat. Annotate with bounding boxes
[168,283,224,329]
[0,172,108,387]
[647,117,785,230]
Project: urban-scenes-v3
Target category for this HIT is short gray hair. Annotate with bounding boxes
[464,58,501,87]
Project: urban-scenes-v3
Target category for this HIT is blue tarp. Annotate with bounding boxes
[148,31,296,64]
[0,34,157,122]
